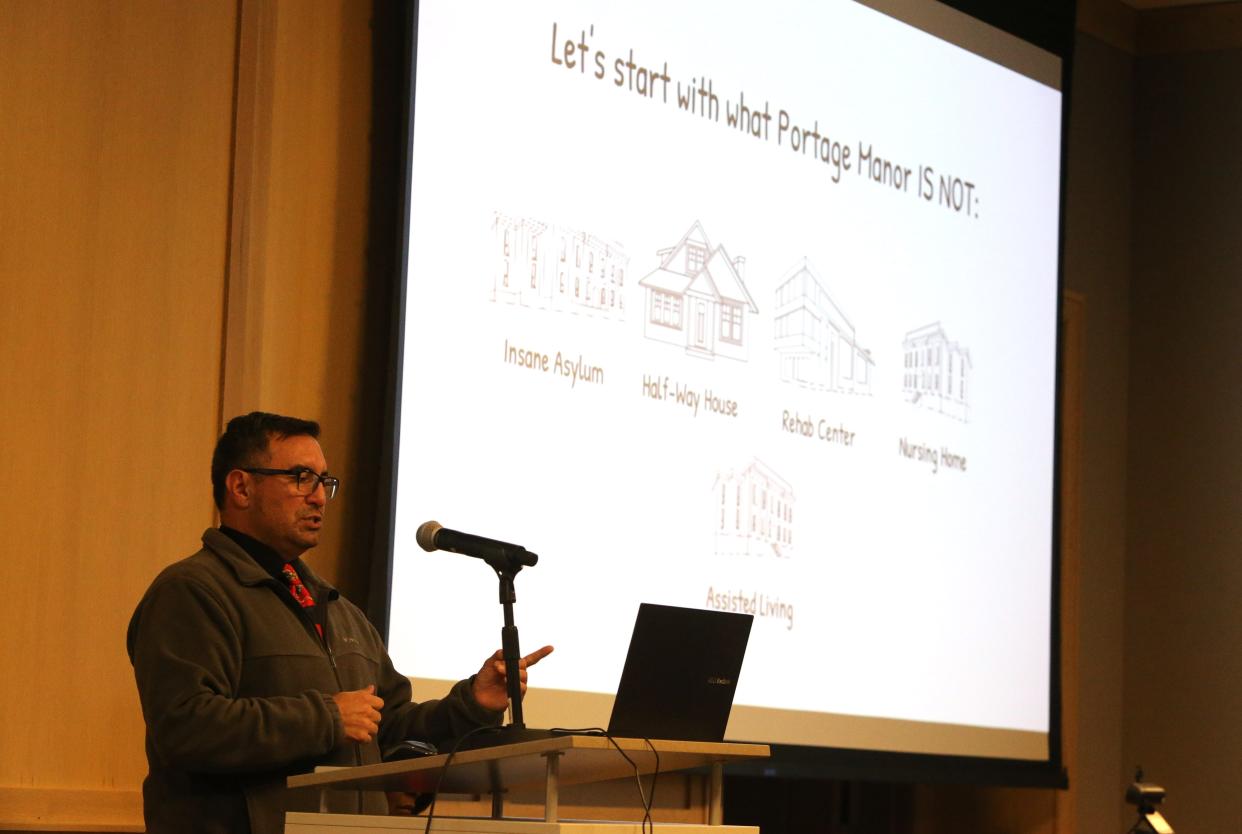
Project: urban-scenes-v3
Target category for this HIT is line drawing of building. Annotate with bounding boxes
[490,211,628,320]
[712,458,795,558]
[773,258,874,394]
[638,221,758,361]
[902,321,972,422]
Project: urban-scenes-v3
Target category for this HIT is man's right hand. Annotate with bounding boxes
[332,684,384,743]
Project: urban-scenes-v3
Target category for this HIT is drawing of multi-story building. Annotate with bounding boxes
[491,212,628,319]
[638,221,758,361]
[773,259,873,394]
[713,459,794,558]
[902,322,971,421]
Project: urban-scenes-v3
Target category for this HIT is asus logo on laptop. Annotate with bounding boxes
[707,676,733,686]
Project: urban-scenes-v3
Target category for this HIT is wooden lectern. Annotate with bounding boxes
[285,735,769,833]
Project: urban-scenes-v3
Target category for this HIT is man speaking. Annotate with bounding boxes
[127,412,553,833]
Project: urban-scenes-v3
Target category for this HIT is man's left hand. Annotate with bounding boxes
[472,645,555,712]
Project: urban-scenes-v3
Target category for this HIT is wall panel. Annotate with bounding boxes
[1126,45,1242,834]
[1060,30,1135,834]
[220,0,375,602]
[0,0,239,826]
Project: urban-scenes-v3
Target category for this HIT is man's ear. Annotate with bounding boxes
[224,469,254,510]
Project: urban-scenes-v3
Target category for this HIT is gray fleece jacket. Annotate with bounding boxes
[127,528,500,834]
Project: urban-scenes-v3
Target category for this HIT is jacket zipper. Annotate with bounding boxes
[269,578,365,812]
[319,598,364,814]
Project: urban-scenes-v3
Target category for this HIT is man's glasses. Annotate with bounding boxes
[242,467,340,500]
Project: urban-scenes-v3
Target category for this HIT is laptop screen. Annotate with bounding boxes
[607,603,753,742]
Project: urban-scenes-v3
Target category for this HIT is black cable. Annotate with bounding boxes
[420,727,663,834]
[422,725,495,834]
[548,726,607,735]
[581,729,660,834]
[640,736,660,834]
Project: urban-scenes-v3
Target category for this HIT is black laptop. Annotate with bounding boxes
[606,603,753,742]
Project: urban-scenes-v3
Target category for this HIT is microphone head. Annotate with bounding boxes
[415,520,442,553]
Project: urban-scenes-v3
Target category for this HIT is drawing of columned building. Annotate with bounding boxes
[713,459,794,558]
[902,322,971,421]
[491,212,628,320]
[638,221,759,362]
[773,259,874,394]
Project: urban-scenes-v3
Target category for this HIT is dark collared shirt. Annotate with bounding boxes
[219,526,326,641]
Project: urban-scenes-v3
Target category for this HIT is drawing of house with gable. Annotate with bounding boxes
[638,221,758,361]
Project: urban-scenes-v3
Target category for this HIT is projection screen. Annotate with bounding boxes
[385,0,1064,768]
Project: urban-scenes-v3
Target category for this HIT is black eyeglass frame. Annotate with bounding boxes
[241,467,340,500]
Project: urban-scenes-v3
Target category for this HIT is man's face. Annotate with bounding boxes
[243,433,329,560]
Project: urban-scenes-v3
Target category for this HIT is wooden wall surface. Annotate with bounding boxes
[0,0,374,829]
[0,0,238,826]
[221,0,376,600]
[1126,42,1242,834]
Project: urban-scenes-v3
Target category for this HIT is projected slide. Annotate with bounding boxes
[389,0,1062,761]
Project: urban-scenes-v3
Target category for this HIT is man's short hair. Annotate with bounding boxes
[211,411,321,509]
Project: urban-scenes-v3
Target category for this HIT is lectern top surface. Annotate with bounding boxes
[287,736,770,796]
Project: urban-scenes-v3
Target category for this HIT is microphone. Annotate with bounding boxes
[416,521,538,568]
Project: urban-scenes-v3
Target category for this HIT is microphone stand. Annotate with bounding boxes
[496,566,526,729]
[461,549,555,748]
